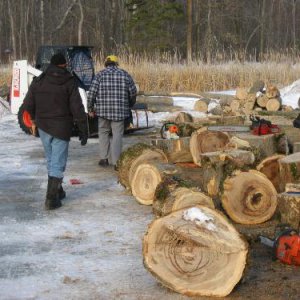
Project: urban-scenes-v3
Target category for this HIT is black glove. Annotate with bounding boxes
[77,119,88,146]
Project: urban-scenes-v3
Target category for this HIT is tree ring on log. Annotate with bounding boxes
[221,170,277,224]
[143,205,248,297]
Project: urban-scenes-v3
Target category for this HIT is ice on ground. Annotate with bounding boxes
[182,207,216,231]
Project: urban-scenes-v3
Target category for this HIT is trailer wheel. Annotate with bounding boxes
[17,104,39,137]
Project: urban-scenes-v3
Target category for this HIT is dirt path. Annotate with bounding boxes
[0,114,299,300]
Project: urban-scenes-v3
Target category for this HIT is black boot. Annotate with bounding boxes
[58,178,66,200]
[45,176,62,210]
[48,176,66,200]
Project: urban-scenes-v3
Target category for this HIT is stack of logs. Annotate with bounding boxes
[193,80,292,115]
[115,124,299,297]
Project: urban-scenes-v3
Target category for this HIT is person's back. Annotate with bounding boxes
[23,53,88,210]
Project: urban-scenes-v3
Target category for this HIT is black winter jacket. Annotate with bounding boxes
[23,65,86,141]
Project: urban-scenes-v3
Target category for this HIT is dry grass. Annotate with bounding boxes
[2,53,300,93]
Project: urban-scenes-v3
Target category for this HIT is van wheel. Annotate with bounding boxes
[17,104,39,137]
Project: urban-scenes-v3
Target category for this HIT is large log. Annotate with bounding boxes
[266,85,280,99]
[279,152,300,191]
[143,205,248,297]
[266,98,281,112]
[177,150,255,201]
[151,137,193,163]
[146,103,183,113]
[153,176,214,217]
[194,98,211,112]
[189,128,230,166]
[256,94,269,108]
[277,192,300,230]
[248,80,265,94]
[256,155,285,192]
[236,87,248,100]
[137,95,173,105]
[128,149,168,188]
[221,170,278,224]
[116,144,168,190]
[175,112,193,123]
[131,162,179,205]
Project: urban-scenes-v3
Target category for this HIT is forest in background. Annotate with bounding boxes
[1,0,300,63]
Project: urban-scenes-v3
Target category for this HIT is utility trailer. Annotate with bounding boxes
[9,45,152,137]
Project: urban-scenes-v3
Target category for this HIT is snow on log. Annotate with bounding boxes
[256,154,285,192]
[131,162,179,205]
[151,137,193,163]
[277,192,300,230]
[143,205,248,297]
[221,170,277,224]
[117,144,168,190]
[153,176,214,217]
[189,128,230,166]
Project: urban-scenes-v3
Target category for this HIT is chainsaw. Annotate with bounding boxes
[160,122,180,140]
[250,114,280,135]
[259,226,300,266]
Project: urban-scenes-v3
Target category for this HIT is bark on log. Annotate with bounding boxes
[266,98,281,112]
[277,192,300,230]
[221,170,278,224]
[151,137,193,163]
[175,112,193,123]
[194,98,211,112]
[190,128,230,166]
[153,176,214,217]
[143,205,248,297]
[131,162,179,205]
[256,155,285,192]
[117,144,168,190]
[279,153,300,191]
[137,95,173,105]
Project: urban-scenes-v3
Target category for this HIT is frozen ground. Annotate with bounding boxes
[0,101,299,300]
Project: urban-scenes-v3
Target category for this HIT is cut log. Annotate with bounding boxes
[146,103,183,113]
[221,170,278,224]
[266,85,280,99]
[277,193,300,230]
[293,142,300,153]
[194,98,211,112]
[230,99,240,113]
[209,104,223,115]
[219,96,235,107]
[236,87,248,100]
[117,144,168,190]
[137,95,173,105]
[266,98,281,112]
[279,152,300,191]
[243,94,256,112]
[143,205,248,297]
[175,112,193,123]
[131,162,179,205]
[190,128,230,166]
[256,94,269,108]
[151,137,193,163]
[128,149,168,188]
[256,155,285,192]
[234,132,277,159]
[153,176,214,217]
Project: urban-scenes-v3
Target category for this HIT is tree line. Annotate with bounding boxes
[1,0,300,63]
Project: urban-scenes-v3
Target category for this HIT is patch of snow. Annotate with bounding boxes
[182,207,216,231]
[173,97,199,110]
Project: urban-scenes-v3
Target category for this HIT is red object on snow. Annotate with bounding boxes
[70,179,83,185]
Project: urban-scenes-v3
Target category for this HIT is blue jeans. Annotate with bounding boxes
[38,129,69,179]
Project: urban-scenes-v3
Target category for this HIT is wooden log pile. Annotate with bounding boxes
[115,125,300,297]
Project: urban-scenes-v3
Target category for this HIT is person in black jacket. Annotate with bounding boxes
[23,53,88,210]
